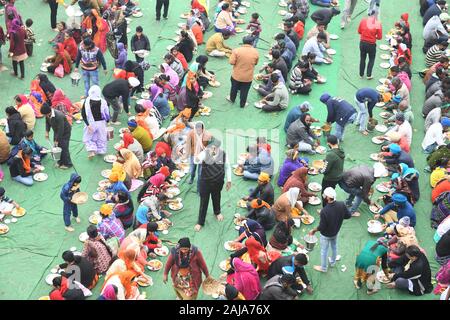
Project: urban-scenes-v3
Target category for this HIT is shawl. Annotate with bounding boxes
[84,85,110,125]
[230,258,261,300]
[56,43,71,74]
[119,148,142,179]
[161,63,180,87]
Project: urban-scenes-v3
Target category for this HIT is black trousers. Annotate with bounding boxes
[12,60,25,78]
[320,178,339,207]
[156,0,169,19]
[229,77,251,108]
[359,41,376,77]
[25,43,33,57]
[198,180,224,226]
[58,134,73,167]
[49,0,58,29]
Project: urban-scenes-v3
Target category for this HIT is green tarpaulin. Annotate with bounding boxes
[0,0,440,300]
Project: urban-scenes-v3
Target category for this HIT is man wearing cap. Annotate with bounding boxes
[320,93,357,142]
[284,101,317,132]
[243,172,274,205]
[41,104,73,169]
[423,12,449,53]
[128,119,153,153]
[381,143,415,172]
[321,135,345,196]
[74,37,108,98]
[194,138,232,232]
[227,35,259,108]
[423,0,448,26]
[309,187,351,273]
[422,117,450,153]
[97,203,126,242]
[102,77,140,124]
[355,87,383,135]
[81,85,110,159]
[339,163,386,217]
[374,193,416,227]
[425,36,449,68]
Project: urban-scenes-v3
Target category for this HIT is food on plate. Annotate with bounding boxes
[147,259,163,271]
[301,215,315,225]
[308,182,322,192]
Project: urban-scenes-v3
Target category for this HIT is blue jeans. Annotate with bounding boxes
[82,69,100,97]
[423,142,438,154]
[320,235,337,271]
[338,180,363,214]
[13,175,33,186]
[334,113,356,142]
[354,97,368,132]
[252,36,259,48]
[63,201,78,227]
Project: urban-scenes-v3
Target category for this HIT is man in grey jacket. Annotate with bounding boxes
[423,14,449,52]
[259,274,297,300]
[257,73,289,112]
[338,163,387,217]
[286,113,319,154]
[423,89,450,117]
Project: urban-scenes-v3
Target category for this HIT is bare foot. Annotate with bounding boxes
[354,280,361,289]
[194,224,202,232]
[313,265,326,273]
[360,131,369,136]
[351,212,361,217]
[65,226,74,232]
[75,217,81,224]
[216,214,224,222]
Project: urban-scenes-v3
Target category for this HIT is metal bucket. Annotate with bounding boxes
[51,147,62,161]
[106,127,114,140]
[303,234,318,251]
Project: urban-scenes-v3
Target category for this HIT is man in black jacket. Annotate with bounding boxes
[283,22,300,49]
[387,245,433,296]
[259,274,297,300]
[41,104,72,169]
[309,187,351,273]
[243,172,274,205]
[267,253,313,294]
[130,26,151,63]
[311,7,341,27]
[102,77,140,124]
[194,138,232,232]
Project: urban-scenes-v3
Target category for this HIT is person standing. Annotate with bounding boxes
[81,85,110,159]
[8,19,27,79]
[74,37,108,98]
[227,36,259,108]
[309,187,351,273]
[321,135,345,198]
[156,0,169,21]
[320,93,357,142]
[341,0,357,29]
[357,12,382,79]
[41,104,73,169]
[185,121,211,185]
[60,173,82,232]
[194,138,232,232]
[163,237,209,300]
[48,0,61,31]
[130,26,151,63]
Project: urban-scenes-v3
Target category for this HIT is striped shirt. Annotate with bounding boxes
[425,44,446,68]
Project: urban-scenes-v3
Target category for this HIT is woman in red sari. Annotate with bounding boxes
[245,236,280,274]
[46,43,72,75]
[63,31,78,61]
[51,89,78,125]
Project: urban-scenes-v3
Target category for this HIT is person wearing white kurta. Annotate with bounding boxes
[422,119,449,153]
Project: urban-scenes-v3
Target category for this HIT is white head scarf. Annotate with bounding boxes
[287,187,300,208]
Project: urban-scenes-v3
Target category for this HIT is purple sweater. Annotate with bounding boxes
[277,158,307,187]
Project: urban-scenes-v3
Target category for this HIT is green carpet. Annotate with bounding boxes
[0,0,439,300]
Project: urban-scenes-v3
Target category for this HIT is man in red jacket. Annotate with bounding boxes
[358,13,382,80]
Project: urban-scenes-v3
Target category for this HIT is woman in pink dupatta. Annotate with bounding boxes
[228,258,262,300]
[51,89,78,125]
[160,63,180,102]
[4,0,22,34]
